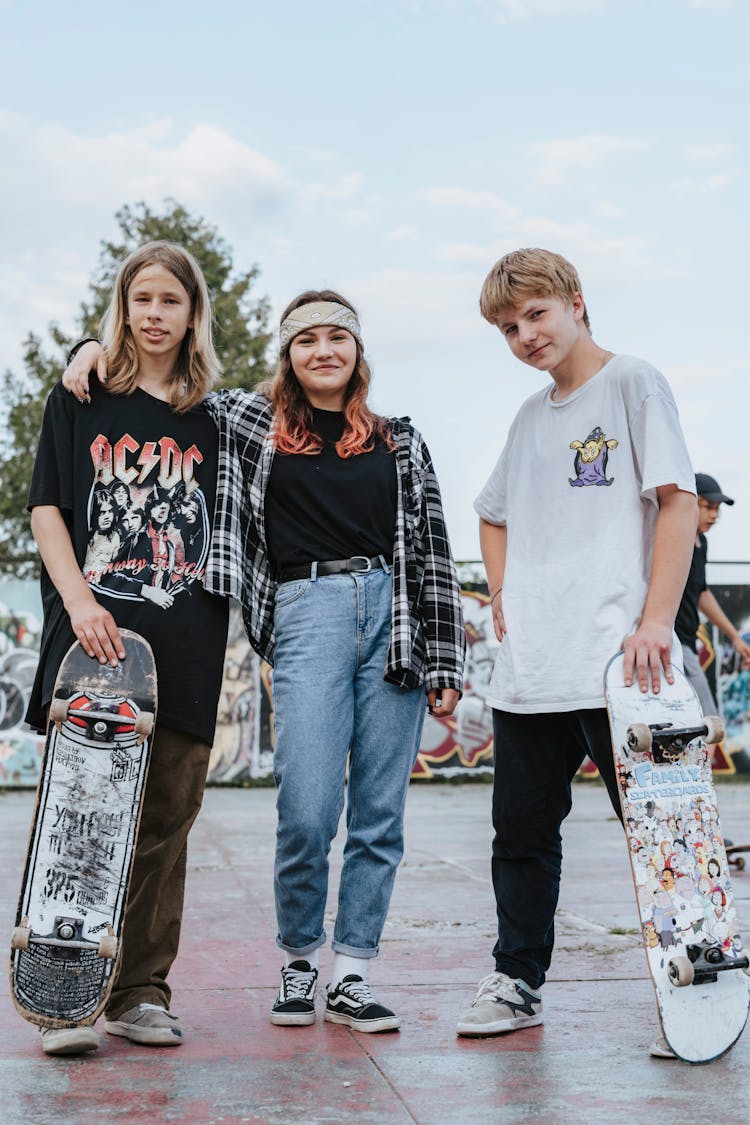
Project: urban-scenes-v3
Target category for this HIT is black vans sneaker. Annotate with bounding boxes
[270,960,318,1026]
[324,975,400,1033]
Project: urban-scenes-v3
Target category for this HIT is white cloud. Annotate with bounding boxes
[594,201,627,220]
[0,113,287,241]
[526,133,653,185]
[431,212,681,282]
[491,0,604,12]
[434,242,495,263]
[411,0,604,16]
[340,207,379,226]
[687,0,736,9]
[685,143,735,162]
[416,186,520,224]
[348,267,481,360]
[0,114,289,372]
[673,173,735,195]
[296,172,365,204]
[386,224,417,241]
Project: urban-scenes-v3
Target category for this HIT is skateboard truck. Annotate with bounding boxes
[626,717,724,764]
[49,695,154,745]
[668,941,750,987]
[11,915,118,960]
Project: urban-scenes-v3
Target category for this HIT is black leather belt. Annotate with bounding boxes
[277,555,386,582]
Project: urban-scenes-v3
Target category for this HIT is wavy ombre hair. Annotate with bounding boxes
[269,290,395,458]
[100,241,220,412]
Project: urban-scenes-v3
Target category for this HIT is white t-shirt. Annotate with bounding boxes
[474,355,695,713]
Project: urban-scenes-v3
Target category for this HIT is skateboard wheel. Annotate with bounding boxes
[668,956,695,987]
[703,715,725,744]
[11,925,31,950]
[97,934,118,959]
[49,698,69,726]
[134,711,154,740]
[627,723,652,752]
[734,857,746,872]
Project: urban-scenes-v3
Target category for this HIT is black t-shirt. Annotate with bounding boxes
[674,534,708,651]
[265,408,398,572]
[26,379,229,744]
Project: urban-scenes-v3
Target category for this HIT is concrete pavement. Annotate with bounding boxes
[1,781,749,1124]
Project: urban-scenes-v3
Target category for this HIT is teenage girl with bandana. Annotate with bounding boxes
[65,289,466,1033]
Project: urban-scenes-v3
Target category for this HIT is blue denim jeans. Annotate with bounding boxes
[271,565,426,958]
[491,708,622,990]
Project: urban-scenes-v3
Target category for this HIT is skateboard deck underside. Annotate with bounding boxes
[10,631,155,1028]
[605,653,749,1063]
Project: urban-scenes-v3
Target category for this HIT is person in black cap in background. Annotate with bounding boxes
[675,472,750,712]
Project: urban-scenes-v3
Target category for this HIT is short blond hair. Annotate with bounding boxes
[479,248,590,330]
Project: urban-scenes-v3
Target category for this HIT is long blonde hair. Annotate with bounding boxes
[100,241,220,412]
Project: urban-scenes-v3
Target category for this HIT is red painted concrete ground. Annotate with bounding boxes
[2,782,749,1124]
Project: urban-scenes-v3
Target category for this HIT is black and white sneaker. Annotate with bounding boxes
[270,960,318,1026]
[324,974,400,1033]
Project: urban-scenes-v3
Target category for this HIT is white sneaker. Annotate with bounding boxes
[104,1003,183,1046]
[456,971,543,1037]
[40,1026,100,1055]
[649,1034,676,1059]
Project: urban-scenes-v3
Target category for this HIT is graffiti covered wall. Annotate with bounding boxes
[0,579,46,786]
[2,564,749,787]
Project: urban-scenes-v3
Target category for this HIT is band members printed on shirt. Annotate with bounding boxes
[83,486,123,581]
[82,432,210,607]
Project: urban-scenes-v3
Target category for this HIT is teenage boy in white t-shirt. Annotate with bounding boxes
[456,248,698,1057]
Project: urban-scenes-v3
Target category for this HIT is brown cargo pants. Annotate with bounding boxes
[105,724,211,1020]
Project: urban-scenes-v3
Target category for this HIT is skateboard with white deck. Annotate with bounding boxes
[9,630,156,1029]
[604,652,749,1063]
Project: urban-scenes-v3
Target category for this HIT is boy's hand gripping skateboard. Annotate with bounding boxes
[9,630,156,1030]
[605,653,749,1063]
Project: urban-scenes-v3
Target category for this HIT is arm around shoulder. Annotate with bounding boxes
[63,340,108,402]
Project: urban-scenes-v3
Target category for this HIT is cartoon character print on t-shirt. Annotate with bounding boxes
[82,432,209,607]
[568,426,619,488]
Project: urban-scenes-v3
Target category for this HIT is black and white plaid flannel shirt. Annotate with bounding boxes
[203,390,465,694]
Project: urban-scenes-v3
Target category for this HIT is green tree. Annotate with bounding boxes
[0,199,272,577]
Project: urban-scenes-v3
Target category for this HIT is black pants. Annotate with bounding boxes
[491,708,622,990]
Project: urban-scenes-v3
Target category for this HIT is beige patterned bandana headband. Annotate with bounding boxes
[279,301,362,351]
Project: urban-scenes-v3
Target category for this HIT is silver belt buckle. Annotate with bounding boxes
[350,556,372,573]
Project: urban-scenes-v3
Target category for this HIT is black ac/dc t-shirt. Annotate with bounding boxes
[25,379,229,745]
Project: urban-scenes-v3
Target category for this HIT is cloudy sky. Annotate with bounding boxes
[2,0,748,561]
